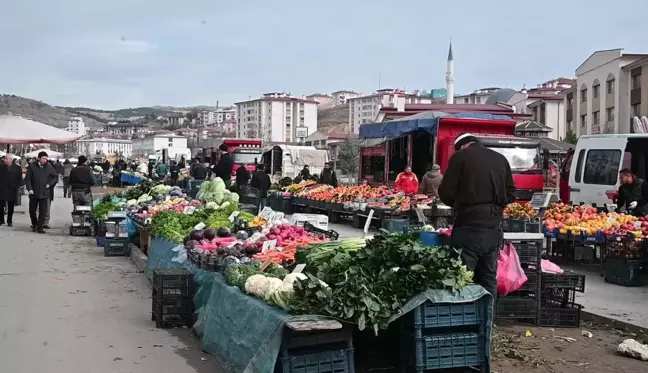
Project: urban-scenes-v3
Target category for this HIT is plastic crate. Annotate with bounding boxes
[541,271,586,292]
[303,221,339,240]
[509,241,542,266]
[282,197,294,215]
[539,301,582,328]
[508,219,526,233]
[518,271,541,293]
[281,348,354,373]
[104,237,130,257]
[542,287,576,306]
[70,226,92,236]
[152,298,193,328]
[152,286,193,301]
[605,236,645,260]
[153,268,194,294]
[604,258,644,287]
[404,299,486,332]
[381,218,409,233]
[496,293,539,324]
[525,219,541,233]
[403,333,486,371]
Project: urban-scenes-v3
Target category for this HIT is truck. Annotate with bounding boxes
[358,112,545,201]
[200,139,262,176]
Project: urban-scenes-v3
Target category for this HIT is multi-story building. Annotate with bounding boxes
[331,90,360,107]
[74,138,132,157]
[66,117,87,136]
[306,94,333,109]
[198,110,216,126]
[568,48,648,135]
[131,133,188,157]
[167,112,187,127]
[455,87,501,105]
[235,92,318,142]
[214,106,236,124]
[347,89,435,133]
[104,120,146,137]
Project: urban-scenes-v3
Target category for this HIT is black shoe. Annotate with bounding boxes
[37,229,46,234]
[31,225,37,232]
[43,225,51,229]
[7,223,12,227]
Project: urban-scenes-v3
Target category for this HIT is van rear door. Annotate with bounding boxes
[569,137,627,206]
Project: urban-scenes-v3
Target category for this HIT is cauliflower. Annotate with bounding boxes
[244,274,269,297]
[282,273,307,286]
[264,278,284,300]
[267,282,295,310]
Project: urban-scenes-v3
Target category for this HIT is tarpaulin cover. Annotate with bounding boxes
[146,237,493,373]
[0,114,82,144]
[359,111,512,139]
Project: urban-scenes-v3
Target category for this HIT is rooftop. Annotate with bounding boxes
[76,137,133,143]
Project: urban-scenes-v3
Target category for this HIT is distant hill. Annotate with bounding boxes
[317,104,349,128]
[0,94,106,129]
[60,105,220,121]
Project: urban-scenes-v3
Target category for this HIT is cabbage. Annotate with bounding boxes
[213,178,226,193]
[206,201,218,209]
[230,193,240,203]
[214,192,224,204]
[126,199,138,206]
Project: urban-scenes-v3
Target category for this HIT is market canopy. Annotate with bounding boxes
[265,144,328,167]
[358,112,512,139]
[0,114,82,144]
[537,137,575,154]
[24,148,63,159]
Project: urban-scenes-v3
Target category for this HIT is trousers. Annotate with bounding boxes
[450,225,503,300]
[0,200,15,224]
[29,197,48,229]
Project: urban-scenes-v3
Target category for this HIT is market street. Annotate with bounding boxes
[0,188,224,373]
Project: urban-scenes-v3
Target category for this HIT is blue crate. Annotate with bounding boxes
[281,348,354,373]
[419,232,441,247]
[542,225,558,238]
[405,333,486,370]
[381,218,409,233]
[409,300,486,330]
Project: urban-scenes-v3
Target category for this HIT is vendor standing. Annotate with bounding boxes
[319,162,338,187]
[213,144,234,188]
[615,168,648,216]
[235,165,251,191]
[395,166,419,195]
[419,164,443,198]
[438,133,515,299]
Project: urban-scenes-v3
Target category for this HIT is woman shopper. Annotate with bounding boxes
[0,154,23,227]
[62,159,73,198]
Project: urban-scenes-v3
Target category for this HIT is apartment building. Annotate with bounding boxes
[455,88,501,105]
[347,89,434,133]
[215,107,236,124]
[104,120,146,137]
[331,90,360,107]
[235,93,318,142]
[131,134,188,157]
[306,94,333,109]
[567,49,648,135]
[74,138,132,157]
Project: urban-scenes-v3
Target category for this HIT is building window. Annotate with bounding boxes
[463,98,468,103]
[593,84,600,98]
[580,88,587,102]
[607,79,615,94]
[606,107,615,122]
[580,114,587,127]
[593,111,600,125]
[632,103,641,116]
[583,149,621,185]
[632,74,642,89]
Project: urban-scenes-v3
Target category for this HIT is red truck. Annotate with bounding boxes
[202,139,262,176]
[359,113,544,201]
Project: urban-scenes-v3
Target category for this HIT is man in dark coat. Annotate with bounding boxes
[0,154,23,226]
[214,143,234,187]
[319,162,338,187]
[616,168,648,216]
[250,165,271,211]
[190,158,208,180]
[438,133,515,299]
[25,151,58,233]
[68,155,95,207]
[299,165,310,180]
[235,165,251,190]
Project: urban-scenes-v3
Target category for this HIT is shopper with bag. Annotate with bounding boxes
[438,133,516,299]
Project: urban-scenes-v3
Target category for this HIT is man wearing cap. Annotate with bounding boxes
[213,143,234,188]
[439,133,516,299]
[68,155,95,207]
[419,164,443,198]
[25,151,58,233]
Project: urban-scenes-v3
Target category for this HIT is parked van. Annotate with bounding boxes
[561,134,648,206]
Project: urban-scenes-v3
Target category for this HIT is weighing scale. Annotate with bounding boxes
[70,205,93,236]
[528,192,559,224]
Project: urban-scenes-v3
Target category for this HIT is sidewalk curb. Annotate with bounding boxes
[581,310,648,335]
[130,245,147,273]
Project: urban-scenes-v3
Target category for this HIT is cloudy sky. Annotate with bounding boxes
[2,0,647,110]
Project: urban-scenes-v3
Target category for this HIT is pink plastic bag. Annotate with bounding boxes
[496,242,528,296]
[541,259,564,274]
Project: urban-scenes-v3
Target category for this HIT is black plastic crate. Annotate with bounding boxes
[604,258,644,287]
[542,287,575,306]
[518,271,541,293]
[605,236,644,260]
[539,301,582,328]
[104,237,130,257]
[525,219,541,233]
[152,298,193,328]
[69,226,92,236]
[508,241,542,266]
[508,219,526,233]
[541,271,586,292]
[402,333,486,371]
[152,268,193,294]
[496,293,539,324]
[152,286,193,301]
[281,348,354,373]
[282,326,353,351]
[303,221,339,241]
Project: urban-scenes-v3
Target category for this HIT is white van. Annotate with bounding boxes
[563,134,648,206]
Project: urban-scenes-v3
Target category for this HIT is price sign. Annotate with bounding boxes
[259,207,273,220]
[292,264,306,274]
[607,216,617,224]
[228,211,240,223]
[260,258,274,271]
[261,239,277,253]
[194,222,206,231]
[183,206,196,215]
[634,221,642,228]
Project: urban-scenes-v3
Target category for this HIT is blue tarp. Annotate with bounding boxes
[358,111,512,139]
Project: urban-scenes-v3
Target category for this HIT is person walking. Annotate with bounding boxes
[0,154,23,227]
[419,164,443,198]
[438,133,515,299]
[156,161,168,181]
[25,151,58,234]
[319,162,338,187]
[169,161,180,186]
[394,166,419,195]
[213,144,234,188]
[68,155,95,207]
[250,165,271,211]
[62,159,73,198]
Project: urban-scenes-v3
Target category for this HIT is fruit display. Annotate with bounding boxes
[542,203,648,238]
[504,203,536,219]
[605,236,644,259]
[285,180,316,193]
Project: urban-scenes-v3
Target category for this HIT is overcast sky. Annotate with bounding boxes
[2,0,647,110]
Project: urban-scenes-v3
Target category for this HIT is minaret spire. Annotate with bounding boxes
[445,40,455,104]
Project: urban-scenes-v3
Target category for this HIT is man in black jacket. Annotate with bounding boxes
[190,158,208,180]
[68,155,95,207]
[251,165,271,211]
[439,133,515,299]
[213,144,234,187]
[319,162,338,187]
[235,165,251,191]
[616,168,648,216]
[0,154,23,227]
[25,151,58,233]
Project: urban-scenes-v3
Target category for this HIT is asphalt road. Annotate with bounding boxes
[0,188,224,373]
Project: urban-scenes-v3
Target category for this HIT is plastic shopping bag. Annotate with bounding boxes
[541,259,564,274]
[496,242,528,296]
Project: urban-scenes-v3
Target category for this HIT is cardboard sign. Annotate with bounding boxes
[228,211,240,223]
[414,206,427,224]
[363,209,375,237]
[292,264,306,274]
[194,222,206,231]
[261,239,277,253]
[259,207,273,220]
[260,258,274,271]
[183,206,196,215]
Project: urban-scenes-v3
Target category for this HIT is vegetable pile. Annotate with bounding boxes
[196,177,240,207]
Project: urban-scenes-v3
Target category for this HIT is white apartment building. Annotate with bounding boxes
[235,93,318,142]
[331,90,359,106]
[131,134,188,156]
[215,107,236,124]
[74,138,132,157]
[306,94,333,109]
[66,117,87,136]
[198,110,216,126]
[104,120,146,137]
[566,49,648,136]
[455,88,501,105]
[167,112,187,127]
[347,89,434,133]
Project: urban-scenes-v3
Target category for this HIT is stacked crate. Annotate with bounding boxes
[152,269,194,329]
[603,235,644,286]
[399,298,491,373]
[496,233,544,325]
[540,271,585,327]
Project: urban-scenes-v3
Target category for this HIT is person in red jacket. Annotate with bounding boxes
[395,166,419,195]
